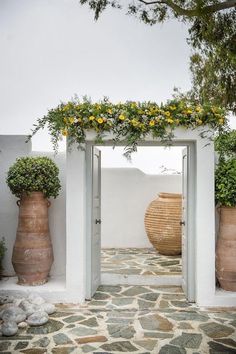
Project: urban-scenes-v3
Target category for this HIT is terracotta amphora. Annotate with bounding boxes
[216,207,236,291]
[12,192,54,285]
[144,193,182,255]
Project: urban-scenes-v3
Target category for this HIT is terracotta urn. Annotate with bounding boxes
[12,192,54,286]
[144,193,182,255]
[216,207,236,291]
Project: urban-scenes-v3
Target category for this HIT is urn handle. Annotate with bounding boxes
[16,200,21,207]
[47,201,51,208]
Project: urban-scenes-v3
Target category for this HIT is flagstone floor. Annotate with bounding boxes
[1,285,236,353]
[101,248,182,276]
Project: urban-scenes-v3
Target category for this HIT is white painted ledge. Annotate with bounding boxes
[0,276,83,304]
[101,273,182,286]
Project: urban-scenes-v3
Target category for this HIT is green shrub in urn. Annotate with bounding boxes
[6,156,61,198]
[6,156,61,286]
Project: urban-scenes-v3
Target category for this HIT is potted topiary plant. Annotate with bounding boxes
[215,156,236,291]
[6,156,61,286]
[0,238,7,280]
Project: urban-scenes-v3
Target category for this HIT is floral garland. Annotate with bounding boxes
[28,97,226,158]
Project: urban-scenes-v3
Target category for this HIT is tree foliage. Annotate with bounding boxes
[79,0,236,113]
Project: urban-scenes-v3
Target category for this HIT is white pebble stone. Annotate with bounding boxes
[18,321,28,329]
[0,295,14,305]
[40,303,56,315]
[2,306,26,324]
[1,321,18,336]
[19,300,39,317]
[26,311,49,326]
[28,294,45,306]
[13,298,24,307]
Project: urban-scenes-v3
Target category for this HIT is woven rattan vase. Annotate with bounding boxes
[144,193,182,255]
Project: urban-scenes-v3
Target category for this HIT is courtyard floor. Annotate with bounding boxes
[1,285,236,353]
[101,248,182,276]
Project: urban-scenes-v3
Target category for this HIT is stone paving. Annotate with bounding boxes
[1,285,236,353]
[101,248,182,276]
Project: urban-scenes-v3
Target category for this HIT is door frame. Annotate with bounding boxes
[85,139,196,301]
[66,128,218,306]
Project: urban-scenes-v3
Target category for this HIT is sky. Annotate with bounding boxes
[0,0,234,174]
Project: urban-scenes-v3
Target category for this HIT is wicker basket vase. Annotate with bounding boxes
[144,193,182,255]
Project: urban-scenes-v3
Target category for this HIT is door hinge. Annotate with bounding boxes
[95,219,102,224]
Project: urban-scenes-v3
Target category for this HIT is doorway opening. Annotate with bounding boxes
[86,142,196,303]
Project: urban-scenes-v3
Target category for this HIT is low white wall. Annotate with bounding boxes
[0,136,31,275]
[101,168,182,248]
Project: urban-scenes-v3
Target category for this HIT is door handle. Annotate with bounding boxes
[180,221,185,226]
[95,219,101,224]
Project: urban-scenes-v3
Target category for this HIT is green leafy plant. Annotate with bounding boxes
[215,158,236,207]
[27,96,226,158]
[6,157,61,198]
[0,238,7,279]
[215,130,236,160]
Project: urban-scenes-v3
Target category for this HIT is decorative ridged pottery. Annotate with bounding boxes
[216,207,236,291]
[144,193,182,255]
[12,192,54,286]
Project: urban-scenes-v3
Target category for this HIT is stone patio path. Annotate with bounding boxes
[1,285,236,353]
[101,248,182,276]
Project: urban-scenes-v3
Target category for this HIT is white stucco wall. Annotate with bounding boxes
[1,135,182,278]
[101,168,182,248]
[0,136,31,275]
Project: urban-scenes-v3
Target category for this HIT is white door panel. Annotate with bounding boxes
[182,148,188,297]
[86,147,101,299]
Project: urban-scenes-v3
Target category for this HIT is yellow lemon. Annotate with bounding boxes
[165,111,171,117]
[89,116,95,121]
[167,118,174,124]
[119,114,126,121]
[131,119,139,127]
[187,109,192,114]
[219,118,224,125]
[62,129,68,136]
[196,119,203,125]
[196,106,202,112]
[149,120,155,126]
[97,118,104,124]
[69,117,75,124]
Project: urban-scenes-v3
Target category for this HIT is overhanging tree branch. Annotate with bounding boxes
[138,0,236,17]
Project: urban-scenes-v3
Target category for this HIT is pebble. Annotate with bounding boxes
[19,300,39,316]
[40,303,56,315]
[13,297,24,307]
[18,321,28,329]
[27,311,49,326]
[1,321,18,336]
[0,295,14,305]
[28,294,45,306]
[2,306,26,323]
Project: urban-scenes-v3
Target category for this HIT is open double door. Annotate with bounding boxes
[86,146,195,302]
